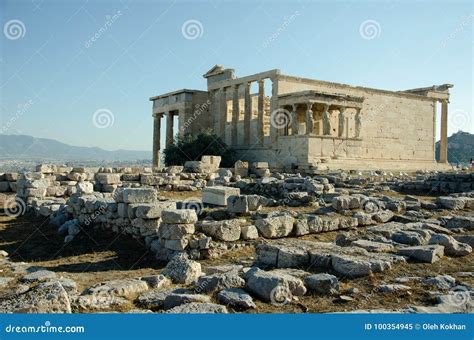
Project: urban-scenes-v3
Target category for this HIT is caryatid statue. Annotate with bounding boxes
[355,108,362,138]
[306,102,314,134]
[338,107,346,138]
[322,104,331,135]
[291,104,298,135]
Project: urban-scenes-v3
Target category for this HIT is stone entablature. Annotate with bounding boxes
[150,65,453,171]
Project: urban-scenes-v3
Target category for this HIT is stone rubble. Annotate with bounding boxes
[1,163,473,314]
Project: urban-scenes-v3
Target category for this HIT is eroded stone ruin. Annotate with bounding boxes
[0,66,471,314]
[0,158,472,314]
[151,65,453,171]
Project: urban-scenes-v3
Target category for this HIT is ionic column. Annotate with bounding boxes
[306,102,314,135]
[338,107,346,138]
[257,80,265,144]
[219,87,227,137]
[231,84,240,145]
[439,100,448,163]
[244,82,252,145]
[269,78,279,144]
[166,111,174,148]
[152,113,161,168]
[322,104,331,135]
[291,104,298,135]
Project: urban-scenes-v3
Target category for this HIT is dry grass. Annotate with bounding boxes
[0,205,472,313]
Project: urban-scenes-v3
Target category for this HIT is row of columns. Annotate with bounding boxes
[439,99,448,163]
[283,102,362,138]
[152,111,176,167]
[213,79,270,146]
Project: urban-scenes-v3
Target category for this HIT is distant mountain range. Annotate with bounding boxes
[436,131,473,164]
[0,132,471,166]
[0,134,151,161]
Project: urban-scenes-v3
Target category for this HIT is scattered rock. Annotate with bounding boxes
[0,281,71,313]
[76,294,129,311]
[445,216,474,230]
[162,209,198,224]
[423,275,456,290]
[335,295,354,303]
[436,197,465,210]
[244,267,306,302]
[241,225,259,240]
[84,278,149,299]
[398,245,444,263]
[331,253,392,278]
[0,277,14,288]
[194,270,245,293]
[137,288,187,310]
[304,273,339,294]
[372,210,394,223]
[165,302,228,313]
[163,293,211,310]
[351,239,394,252]
[429,233,472,256]
[200,219,242,241]
[255,214,295,238]
[162,253,202,284]
[140,275,172,289]
[21,269,57,283]
[378,284,411,293]
[392,230,430,246]
[217,288,256,309]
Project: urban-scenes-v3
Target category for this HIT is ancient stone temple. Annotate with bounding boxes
[150,65,452,171]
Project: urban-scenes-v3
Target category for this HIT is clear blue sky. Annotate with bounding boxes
[1,0,472,151]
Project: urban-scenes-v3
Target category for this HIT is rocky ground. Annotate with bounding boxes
[0,187,472,314]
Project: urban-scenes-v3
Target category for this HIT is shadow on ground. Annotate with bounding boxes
[0,212,161,273]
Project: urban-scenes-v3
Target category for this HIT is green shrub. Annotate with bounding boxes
[164,132,236,167]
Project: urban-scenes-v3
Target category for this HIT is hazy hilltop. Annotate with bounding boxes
[0,134,151,162]
[436,131,474,164]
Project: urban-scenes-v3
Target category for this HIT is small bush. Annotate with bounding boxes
[164,132,236,167]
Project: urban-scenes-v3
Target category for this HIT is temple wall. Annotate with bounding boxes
[277,77,437,164]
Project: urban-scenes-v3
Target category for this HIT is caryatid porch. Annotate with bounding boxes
[276,91,365,139]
